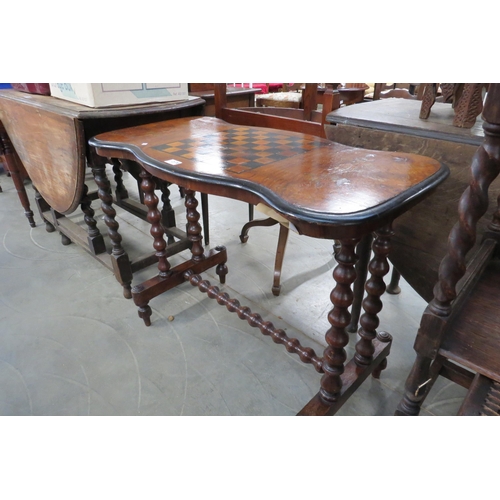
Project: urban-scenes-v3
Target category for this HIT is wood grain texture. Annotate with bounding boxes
[0,97,86,214]
[440,261,500,378]
[90,116,448,239]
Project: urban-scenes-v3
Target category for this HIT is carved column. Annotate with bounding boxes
[453,83,486,128]
[320,237,359,404]
[419,83,438,119]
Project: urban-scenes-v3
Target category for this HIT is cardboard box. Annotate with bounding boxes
[49,83,189,108]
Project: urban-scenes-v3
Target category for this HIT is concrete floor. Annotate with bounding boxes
[0,166,467,415]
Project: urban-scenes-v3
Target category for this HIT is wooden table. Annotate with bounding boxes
[325,98,494,302]
[0,90,205,298]
[326,98,484,145]
[89,115,448,415]
[189,86,260,116]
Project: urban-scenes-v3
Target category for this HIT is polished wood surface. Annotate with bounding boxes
[0,90,205,214]
[90,116,446,239]
[0,96,87,214]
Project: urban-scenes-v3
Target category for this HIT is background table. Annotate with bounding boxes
[0,90,205,297]
[189,86,261,116]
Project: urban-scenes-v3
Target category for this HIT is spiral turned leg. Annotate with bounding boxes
[80,183,105,255]
[112,159,129,200]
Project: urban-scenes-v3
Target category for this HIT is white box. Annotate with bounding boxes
[49,83,189,108]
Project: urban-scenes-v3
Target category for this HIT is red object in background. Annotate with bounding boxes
[230,83,284,94]
[11,83,51,95]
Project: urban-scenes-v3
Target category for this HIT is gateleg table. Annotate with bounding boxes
[0,90,205,298]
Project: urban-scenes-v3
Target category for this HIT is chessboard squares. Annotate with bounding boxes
[226,165,253,174]
[226,157,249,165]
[252,156,276,165]
[160,146,183,154]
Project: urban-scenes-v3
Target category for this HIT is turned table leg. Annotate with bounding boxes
[354,224,393,376]
[80,183,106,255]
[0,125,36,227]
[111,158,129,201]
[131,184,228,327]
[159,180,176,245]
[184,189,206,262]
[136,169,173,325]
[386,267,401,294]
[91,157,133,299]
[320,237,360,404]
[395,354,435,415]
[33,185,55,232]
[347,233,373,333]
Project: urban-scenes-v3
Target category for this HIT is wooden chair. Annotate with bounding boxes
[396,83,500,416]
[372,83,424,101]
[217,83,341,295]
[255,83,303,108]
[338,84,368,106]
